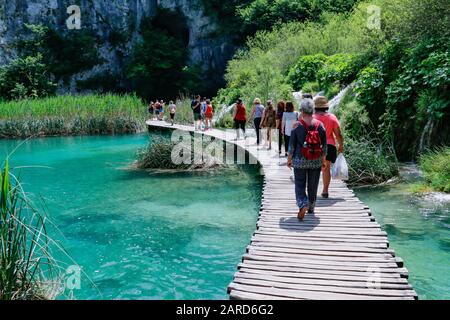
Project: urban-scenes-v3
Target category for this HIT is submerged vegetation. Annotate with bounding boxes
[0,94,146,138]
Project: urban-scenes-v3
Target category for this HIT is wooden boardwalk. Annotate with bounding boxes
[146,120,417,300]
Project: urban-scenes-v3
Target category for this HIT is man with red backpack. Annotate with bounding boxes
[287,99,327,220]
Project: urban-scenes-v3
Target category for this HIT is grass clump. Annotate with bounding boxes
[0,160,63,300]
[0,94,146,138]
[344,136,399,185]
[418,147,450,193]
[136,135,224,171]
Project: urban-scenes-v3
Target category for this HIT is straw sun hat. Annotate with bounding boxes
[314,96,329,110]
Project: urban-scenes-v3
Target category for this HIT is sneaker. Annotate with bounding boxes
[321,193,329,199]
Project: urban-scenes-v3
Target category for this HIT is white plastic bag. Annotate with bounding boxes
[332,154,349,181]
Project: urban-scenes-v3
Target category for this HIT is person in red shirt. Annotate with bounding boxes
[204,99,214,130]
[313,96,344,199]
[233,99,247,140]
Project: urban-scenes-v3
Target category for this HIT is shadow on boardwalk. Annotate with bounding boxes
[278,216,321,233]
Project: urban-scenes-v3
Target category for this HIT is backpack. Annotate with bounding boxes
[300,119,323,160]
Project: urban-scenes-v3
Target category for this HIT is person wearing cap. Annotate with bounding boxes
[232,99,247,140]
[287,99,327,220]
[313,96,344,199]
[249,98,265,145]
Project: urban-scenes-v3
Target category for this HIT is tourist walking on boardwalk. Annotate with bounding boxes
[313,96,344,199]
[261,100,276,150]
[287,99,327,220]
[281,101,298,157]
[168,100,177,126]
[148,101,155,120]
[158,100,165,121]
[276,101,286,155]
[191,95,202,131]
[204,99,214,130]
[249,98,265,145]
[154,100,161,120]
[233,99,247,140]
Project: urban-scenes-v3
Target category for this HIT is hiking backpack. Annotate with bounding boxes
[300,119,323,160]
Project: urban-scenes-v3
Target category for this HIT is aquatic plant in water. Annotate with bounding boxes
[0,160,64,300]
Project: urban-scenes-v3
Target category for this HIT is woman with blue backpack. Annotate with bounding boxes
[287,99,327,220]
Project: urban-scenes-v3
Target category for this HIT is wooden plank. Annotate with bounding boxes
[231,277,417,298]
[228,283,414,300]
[234,272,413,290]
[246,250,397,264]
[239,260,406,277]
[237,264,405,280]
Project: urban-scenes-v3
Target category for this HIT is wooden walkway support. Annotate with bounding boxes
[146,120,417,300]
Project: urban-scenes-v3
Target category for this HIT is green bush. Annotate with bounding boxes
[419,147,450,193]
[345,136,399,185]
[238,0,359,35]
[288,54,327,91]
[301,81,321,95]
[419,51,450,88]
[0,54,56,101]
[318,53,362,87]
[354,63,386,122]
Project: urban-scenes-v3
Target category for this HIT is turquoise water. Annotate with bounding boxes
[355,184,450,300]
[0,134,262,300]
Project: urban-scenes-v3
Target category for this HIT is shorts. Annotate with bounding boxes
[194,113,202,121]
[234,120,246,130]
[326,144,337,163]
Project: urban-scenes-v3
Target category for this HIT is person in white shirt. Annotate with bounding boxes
[281,101,299,157]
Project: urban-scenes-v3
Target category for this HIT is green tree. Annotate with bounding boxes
[0,54,56,100]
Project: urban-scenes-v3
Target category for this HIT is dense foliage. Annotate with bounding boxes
[218,0,450,163]
[0,54,56,101]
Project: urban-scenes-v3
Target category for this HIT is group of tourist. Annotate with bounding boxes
[150,93,344,221]
[231,94,344,220]
[191,95,215,131]
[148,100,177,125]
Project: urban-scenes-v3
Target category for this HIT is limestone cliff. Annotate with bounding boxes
[0,0,235,93]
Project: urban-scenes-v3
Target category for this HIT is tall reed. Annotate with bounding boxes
[0,160,62,300]
[0,94,147,138]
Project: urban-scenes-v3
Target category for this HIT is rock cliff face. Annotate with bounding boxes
[0,0,235,93]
